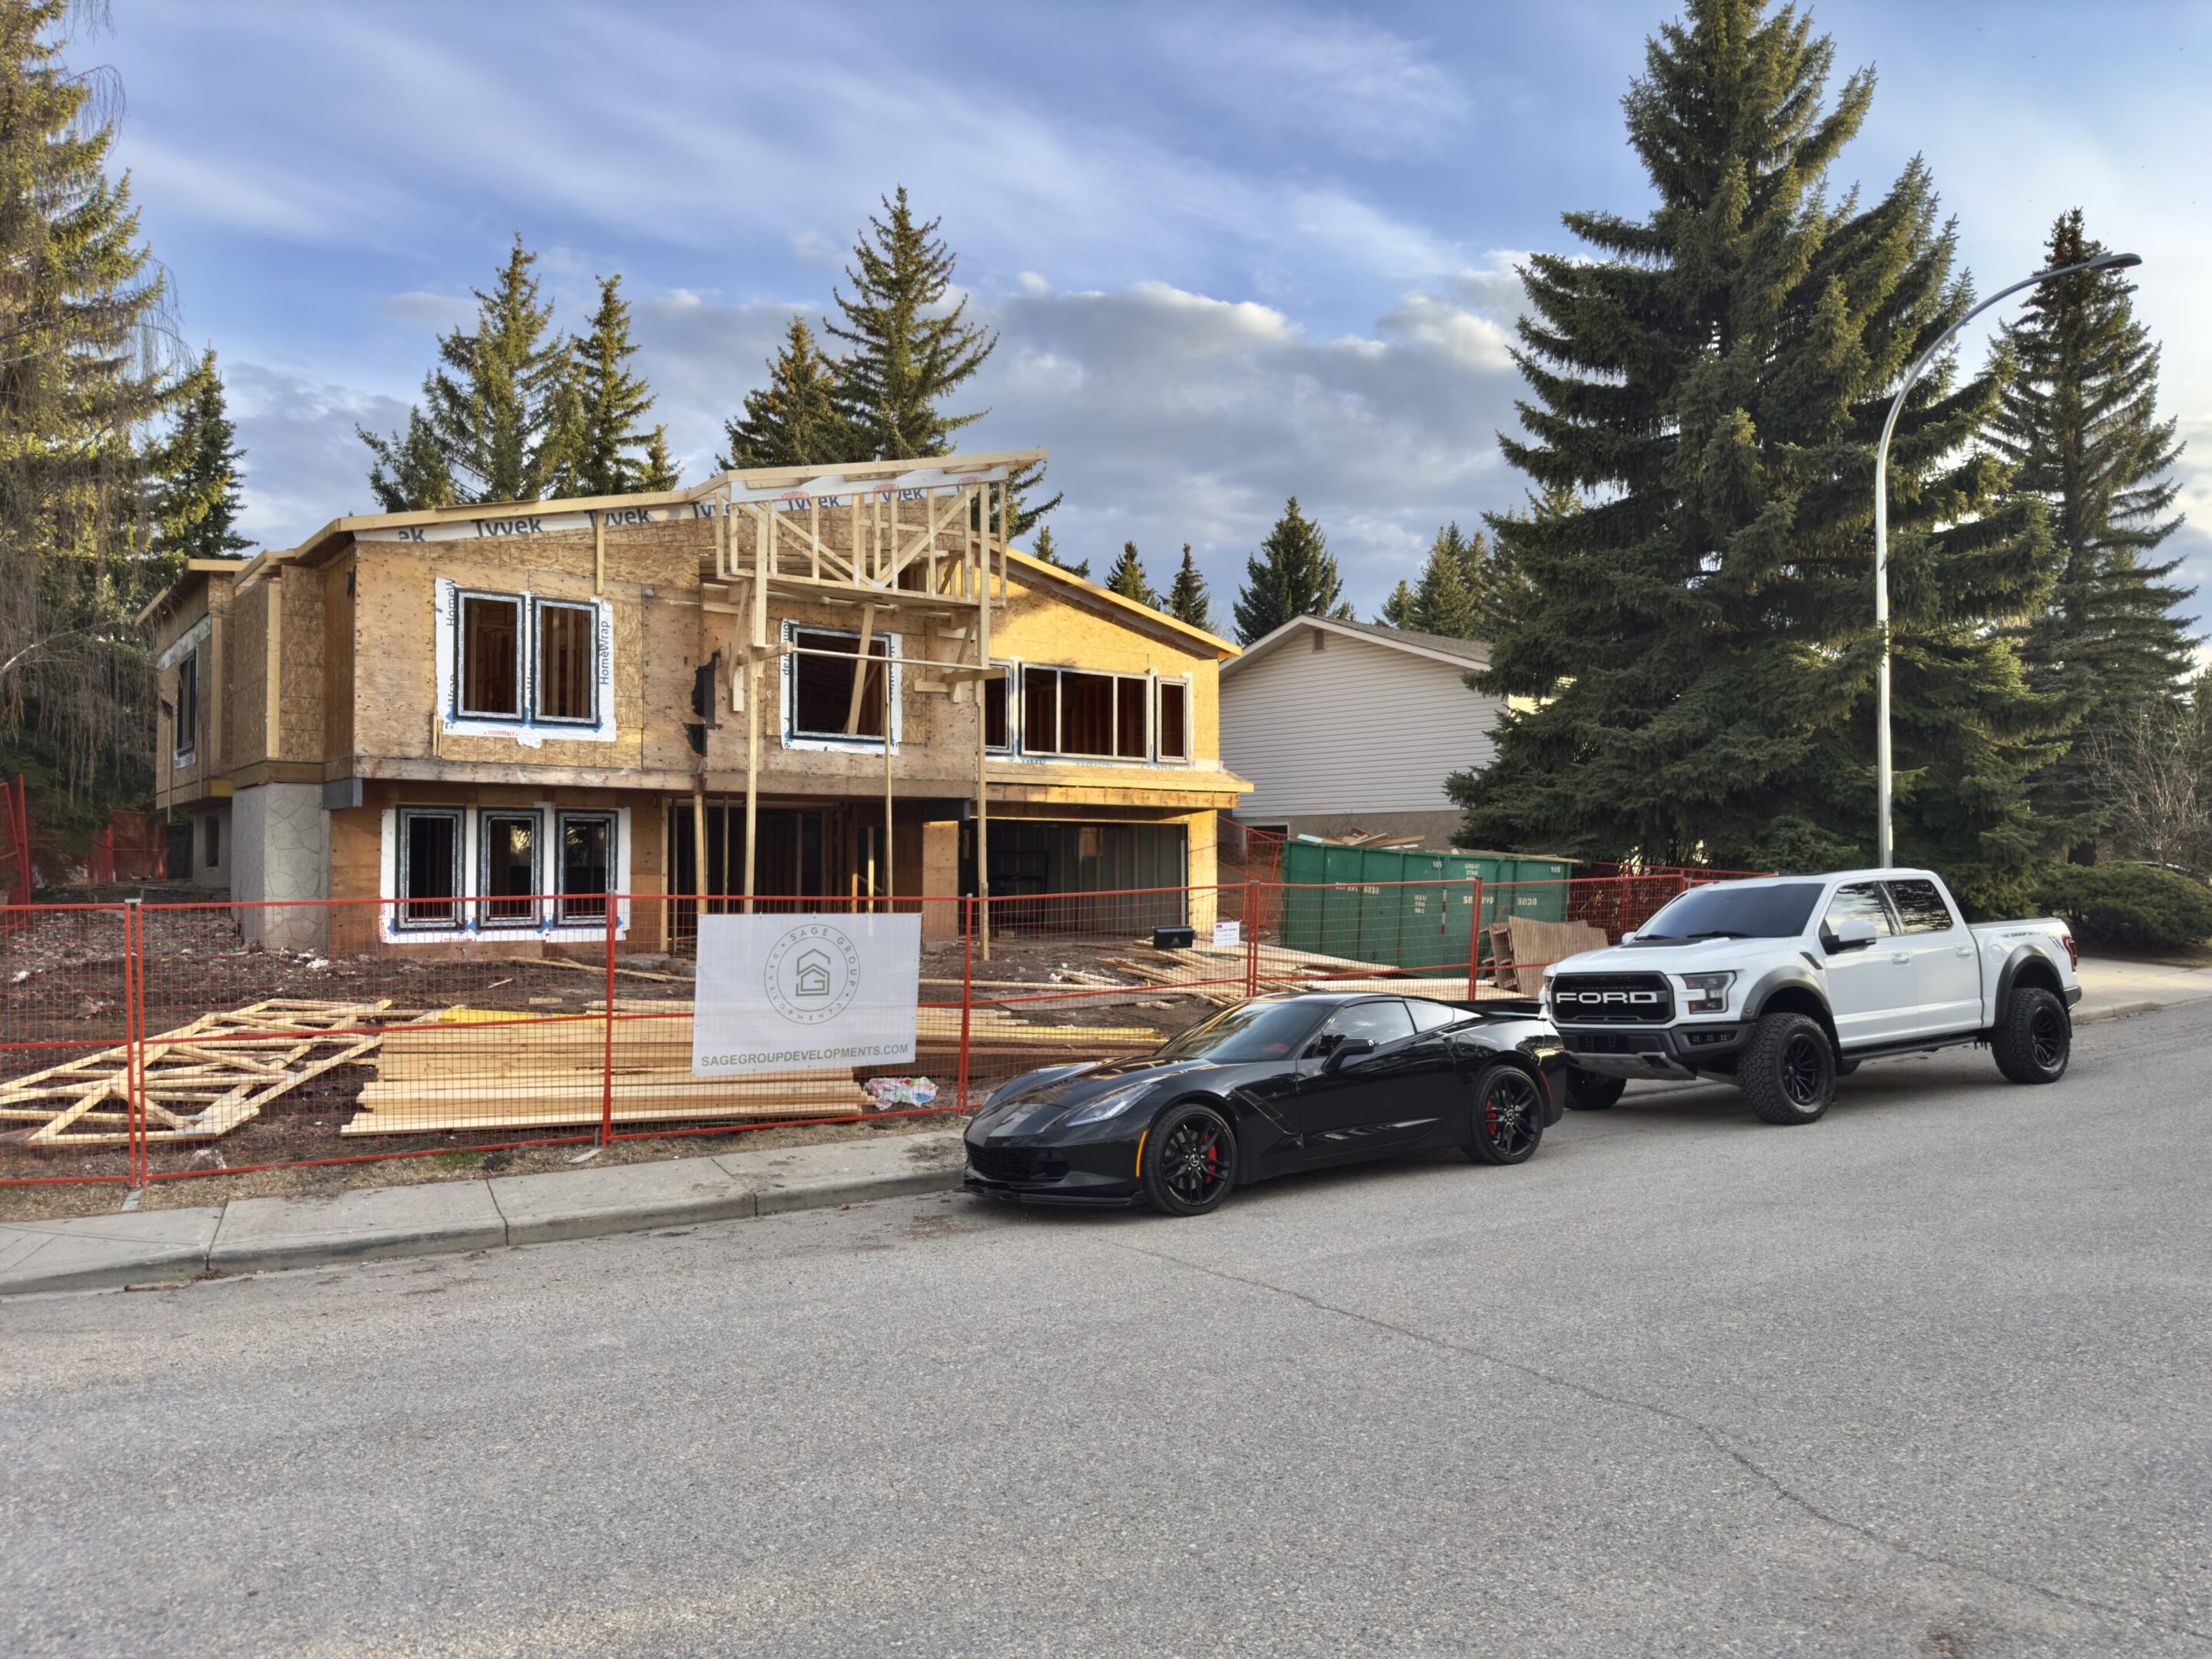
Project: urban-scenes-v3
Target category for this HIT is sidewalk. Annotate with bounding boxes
[0,1130,969,1297]
[2075,955,2212,1023]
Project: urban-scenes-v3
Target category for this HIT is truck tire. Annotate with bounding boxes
[1563,1067,1627,1111]
[1992,986,2070,1084]
[1740,1012,1836,1125]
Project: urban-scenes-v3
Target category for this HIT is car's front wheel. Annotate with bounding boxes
[1992,986,2070,1084]
[1465,1064,1545,1164]
[1562,1067,1627,1111]
[1740,1012,1836,1125]
[1141,1103,1237,1216]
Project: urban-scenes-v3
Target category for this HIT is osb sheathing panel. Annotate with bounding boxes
[227,579,270,765]
[324,558,355,759]
[280,570,326,759]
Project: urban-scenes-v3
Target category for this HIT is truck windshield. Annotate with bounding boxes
[1151,999,1326,1061]
[1633,882,1823,942]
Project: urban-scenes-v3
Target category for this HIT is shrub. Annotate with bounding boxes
[2033,863,2212,952]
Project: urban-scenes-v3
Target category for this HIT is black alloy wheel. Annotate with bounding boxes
[1741,1010,1836,1125]
[1141,1103,1237,1216]
[1466,1064,1545,1165]
[1563,1067,1627,1111]
[1992,985,2071,1084]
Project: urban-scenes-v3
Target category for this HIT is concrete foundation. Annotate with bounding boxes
[233,782,328,950]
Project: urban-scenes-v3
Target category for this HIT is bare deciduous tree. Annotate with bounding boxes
[2080,698,2212,870]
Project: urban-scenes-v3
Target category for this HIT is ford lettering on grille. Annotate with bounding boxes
[1550,974,1675,1024]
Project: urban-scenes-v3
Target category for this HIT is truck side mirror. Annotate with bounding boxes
[1620,930,1638,944]
[1825,916,1878,953]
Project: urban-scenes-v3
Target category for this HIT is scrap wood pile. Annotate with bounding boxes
[0,999,407,1147]
[1486,918,1610,994]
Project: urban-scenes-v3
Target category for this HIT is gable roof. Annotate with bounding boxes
[1220,613,1489,679]
[1002,548,1239,659]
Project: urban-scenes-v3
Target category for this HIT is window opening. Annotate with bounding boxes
[1114,677,1147,760]
[203,814,220,869]
[790,628,890,741]
[984,662,1012,752]
[558,811,616,923]
[459,594,522,718]
[397,808,463,929]
[480,811,540,926]
[174,651,198,764]
[535,601,597,723]
[1156,680,1188,762]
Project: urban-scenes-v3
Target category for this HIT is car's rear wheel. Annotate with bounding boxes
[1992,986,2070,1084]
[1141,1103,1236,1216]
[1741,1012,1836,1125]
[1465,1064,1545,1164]
[1562,1067,1627,1111]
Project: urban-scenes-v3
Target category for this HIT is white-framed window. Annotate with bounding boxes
[782,621,902,750]
[478,810,541,928]
[1019,665,1151,760]
[535,599,598,724]
[983,659,1014,754]
[396,806,465,930]
[557,810,617,925]
[1155,677,1190,763]
[173,649,199,767]
[456,591,524,719]
[435,579,615,743]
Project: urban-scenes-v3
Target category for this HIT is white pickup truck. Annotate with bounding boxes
[1541,868,2081,1124]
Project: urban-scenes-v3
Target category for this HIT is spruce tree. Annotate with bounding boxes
[1232,498,1352,644]
[361,234,574,506]
[638,425,678,491]
[1411,523,1479,638]
[1377,581,1417,629]
[0,0,181,810]
[362,411,456,512]
[1992,209,2194,843]
[1464,495,1542,641]
[1029,525,1088,581]
[556,274,665,497]
[1164,545,1216,632]
[720,316,852,470]
[1449,0,2062,909]
[1104,540,1154,606]
[151,349,250,575]
[826,188,995,459]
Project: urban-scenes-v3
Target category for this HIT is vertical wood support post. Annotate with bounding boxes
[692,784,708,924]
[975,482,993,960]
[956,896,973,1111]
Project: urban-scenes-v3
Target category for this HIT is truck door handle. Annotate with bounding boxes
[1954,945,1973,957]
[1891,952,1912,965]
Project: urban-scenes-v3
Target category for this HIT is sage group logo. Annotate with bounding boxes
[763,922,863,1025]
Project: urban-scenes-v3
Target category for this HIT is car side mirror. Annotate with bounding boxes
[1825,916,1878,953]
[1323,1037,1376,1072]
[1620,930,1637,944]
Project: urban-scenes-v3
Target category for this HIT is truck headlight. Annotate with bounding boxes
[1680,971,1734,1014]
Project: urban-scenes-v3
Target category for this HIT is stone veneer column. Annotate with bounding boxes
[233,783,329,952]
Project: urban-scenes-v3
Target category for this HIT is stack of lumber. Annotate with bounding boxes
[1486,918,1610,994]
[339,1006,869,1135]
[928,1006,1164,1055]
[0,998,403,1147]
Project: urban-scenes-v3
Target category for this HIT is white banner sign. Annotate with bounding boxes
[691,913,921,1077]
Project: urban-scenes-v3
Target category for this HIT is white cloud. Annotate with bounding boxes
[225,365,411,545]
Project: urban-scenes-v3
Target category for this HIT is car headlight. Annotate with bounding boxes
[1061,1081,1155,1128]
[1679,970,1735,1014]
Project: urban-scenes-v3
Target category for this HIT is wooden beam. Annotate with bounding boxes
[843,604,878,736]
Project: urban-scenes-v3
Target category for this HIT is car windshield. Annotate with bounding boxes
[1633,881,1823,942]
[1151,999,1325,1062]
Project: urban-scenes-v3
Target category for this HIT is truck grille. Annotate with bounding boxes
[1550,973,1674,1025]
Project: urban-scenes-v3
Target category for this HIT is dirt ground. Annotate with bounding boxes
[2,896,1229,1220]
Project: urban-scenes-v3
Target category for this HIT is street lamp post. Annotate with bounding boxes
[1872,250,2142,868]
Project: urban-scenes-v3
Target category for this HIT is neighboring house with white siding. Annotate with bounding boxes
[1218,616,1505,848]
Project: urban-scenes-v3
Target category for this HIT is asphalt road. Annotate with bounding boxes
[5,1005,2210,1659]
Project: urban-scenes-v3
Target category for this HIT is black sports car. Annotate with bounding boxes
[963,991,1567,1216]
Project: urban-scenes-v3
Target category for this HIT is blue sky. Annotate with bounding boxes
[99,0,2212,634]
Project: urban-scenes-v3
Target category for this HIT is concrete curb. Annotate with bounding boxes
[0,1129,969,1299]
[2075,999,2164,1025]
